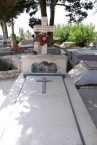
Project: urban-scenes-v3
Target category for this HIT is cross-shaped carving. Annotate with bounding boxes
[37,77,52,93]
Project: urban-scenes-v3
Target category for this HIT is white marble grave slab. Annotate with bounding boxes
[0,76,82,145]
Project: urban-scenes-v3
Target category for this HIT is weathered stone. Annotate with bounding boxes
[48,63,57,72]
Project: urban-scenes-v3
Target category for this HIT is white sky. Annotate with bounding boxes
[0,4,97,36]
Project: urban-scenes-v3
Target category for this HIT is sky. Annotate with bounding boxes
[0,4,97,36]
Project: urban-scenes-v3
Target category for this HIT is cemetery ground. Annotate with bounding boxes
[0,52,97,129]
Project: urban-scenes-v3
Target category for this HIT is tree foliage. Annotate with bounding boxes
[65,1,93,24]
[0,0,37,22]
[0,0,37,37]
[28,0,94,28]
[54,24,96,46]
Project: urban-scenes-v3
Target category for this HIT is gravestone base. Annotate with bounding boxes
[34,41,40,53]
[34,42,47,55]
[41,44,47,54]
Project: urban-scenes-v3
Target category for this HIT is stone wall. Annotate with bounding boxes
[0,70,20,79]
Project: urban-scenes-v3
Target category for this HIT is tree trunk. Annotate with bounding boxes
[1,20,8,46]
[48,0,57,44]
[2,20,8,39]
[11,18,14,35]
[39,0,47,17]
[0,21,4,34]
[10,18,19,52]
[5,22,8,39]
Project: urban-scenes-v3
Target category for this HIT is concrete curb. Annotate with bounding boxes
[0,73,25,140]
[64,75,97,145]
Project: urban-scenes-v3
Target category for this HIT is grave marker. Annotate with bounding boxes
[34,17,55,54]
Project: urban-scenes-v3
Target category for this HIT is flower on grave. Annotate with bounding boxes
[38,33,49,46]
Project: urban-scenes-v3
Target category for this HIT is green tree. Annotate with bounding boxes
[0,0,36,36]
[54,24,96,46]
[65,1,93,24]
[29,0,93,26]
[28,0,93,42]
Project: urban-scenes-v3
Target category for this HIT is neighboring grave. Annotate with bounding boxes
[69,61,97,85]
[34,17,55,54]
[47,47,61,55]
[19,39,34,53]
[66,48,97,65]
[0,47,11,55]
[60,41,74,48]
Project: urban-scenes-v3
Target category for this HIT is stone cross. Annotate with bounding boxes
[37,77,52,93]
[34,17,55,54]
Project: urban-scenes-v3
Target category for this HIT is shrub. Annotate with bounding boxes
[54,24,96,46]
[68,24,96,46]
[54,24,71,43]
[0,59,15,71]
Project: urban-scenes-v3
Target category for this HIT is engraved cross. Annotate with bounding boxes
[37,77,52,93]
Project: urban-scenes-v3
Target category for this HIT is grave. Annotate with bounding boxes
[47,47,61,55]
[0,72,97,145]
[34,17,55,54]
[66,48,97,65]
[0,47,11,55]
[1,17,97,145]
[69,61,97,85]
[19,39,34,53]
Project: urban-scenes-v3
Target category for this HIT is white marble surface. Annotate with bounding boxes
[0,74,25,140]
[21,55,67,73]
[65,76,97,145]
[0,76,82,145]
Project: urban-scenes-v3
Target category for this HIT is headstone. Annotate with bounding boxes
[34,17,55,54]
[19,39,34,53]
[21,55,67,73]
